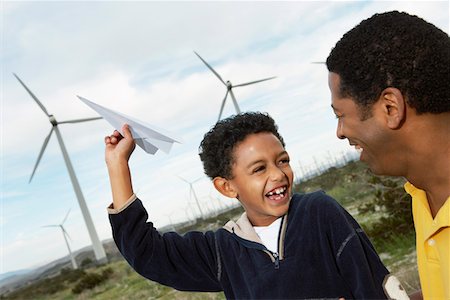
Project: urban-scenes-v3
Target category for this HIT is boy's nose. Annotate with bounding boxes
[269,165,285,181]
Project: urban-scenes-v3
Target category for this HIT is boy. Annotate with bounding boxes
[106,112,397,298]
[326,11,449,299]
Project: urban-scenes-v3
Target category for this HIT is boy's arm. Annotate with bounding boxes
[335,209,410,299]
[105,124,135,210]
[109,199,222,292]
[323,196,405,299]
[105,125,222,292]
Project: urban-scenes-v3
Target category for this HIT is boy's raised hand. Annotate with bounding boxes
[105,124,136,209]
[105,124,136,166]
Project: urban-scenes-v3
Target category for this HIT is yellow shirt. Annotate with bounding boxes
[405,182,450,300]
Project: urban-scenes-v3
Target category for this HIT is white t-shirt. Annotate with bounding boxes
[253,217,281,253]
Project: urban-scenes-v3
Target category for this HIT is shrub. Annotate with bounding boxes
[81,257,93,268]
[358,176,414,247]
[71,268,113,294]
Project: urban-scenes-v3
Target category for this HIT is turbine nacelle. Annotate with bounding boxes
[194,51,276,121]
[49,115,58,126]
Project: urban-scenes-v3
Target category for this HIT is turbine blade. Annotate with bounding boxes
[218,90,229,121]
[30,127,54,183]
[233,76,276,87]
[42,225,59,228]
[194,51,226,86]
[177,175,190,184]
[62,227,72,241]
[58,117,102,124]
[62,209,71,225]
[13,73,51,117]
[192,176,204,184]
[229,89,241,114]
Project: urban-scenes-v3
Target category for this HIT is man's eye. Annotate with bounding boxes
[280,158,290,165]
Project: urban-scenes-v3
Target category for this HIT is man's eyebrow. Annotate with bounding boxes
[278,150,289,157]
[331,104,340,113]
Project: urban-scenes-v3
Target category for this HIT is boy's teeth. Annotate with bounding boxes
[267,187,286,196]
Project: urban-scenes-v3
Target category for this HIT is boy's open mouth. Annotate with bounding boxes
[265,185,288,201]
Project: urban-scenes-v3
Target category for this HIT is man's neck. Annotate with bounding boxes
[405,112,450,218]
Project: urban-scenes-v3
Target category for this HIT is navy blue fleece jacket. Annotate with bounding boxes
[109,191,390,299]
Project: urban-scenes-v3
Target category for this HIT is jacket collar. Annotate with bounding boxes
[223,212,264,245]
[223,210,289,257]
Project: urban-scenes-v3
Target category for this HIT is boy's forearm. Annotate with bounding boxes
[107,159,134,210]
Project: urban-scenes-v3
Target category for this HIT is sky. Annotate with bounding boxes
[1,1,448,275]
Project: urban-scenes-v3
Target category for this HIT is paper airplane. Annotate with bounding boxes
[77,96,183,154]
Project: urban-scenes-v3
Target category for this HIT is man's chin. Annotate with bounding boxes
[365,161,397,177]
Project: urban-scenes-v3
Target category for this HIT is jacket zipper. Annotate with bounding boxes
[261,212,288,269]
[272,252,280,269]
[228,208,289,270]
[262,250,280,269]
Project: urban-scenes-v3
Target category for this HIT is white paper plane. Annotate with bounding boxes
[77,96,183,154]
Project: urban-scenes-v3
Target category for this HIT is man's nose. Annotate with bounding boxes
[336,120,345,140]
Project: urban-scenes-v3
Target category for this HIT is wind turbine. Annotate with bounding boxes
[42,209,78,269]
[194,51,276,121]
[177,176,205,220]
[164,213,177,232]
[14,73,107,264]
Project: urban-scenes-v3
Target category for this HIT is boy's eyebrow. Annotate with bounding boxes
[245,150,289,169]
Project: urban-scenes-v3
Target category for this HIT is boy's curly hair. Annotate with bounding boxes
[199,112,285,179]
[326,11,450,118]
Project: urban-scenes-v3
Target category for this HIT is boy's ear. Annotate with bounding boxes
[213,177,238,198]
[379,87,406,129]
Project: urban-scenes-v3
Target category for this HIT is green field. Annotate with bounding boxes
[2,161,419,299]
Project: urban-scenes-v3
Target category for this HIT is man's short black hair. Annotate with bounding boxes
[326,11,450,118]
[199,112,285,179]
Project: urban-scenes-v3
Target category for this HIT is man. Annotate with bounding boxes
[326,11,449,299]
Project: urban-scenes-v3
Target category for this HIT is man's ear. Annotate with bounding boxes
[213,177,238,198]
[380,87,406,129]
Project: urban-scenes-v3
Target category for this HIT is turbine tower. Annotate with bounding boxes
[42,209,78,269]
[194,51,276,121]
[14,73,107,264]
[177,176,205,220]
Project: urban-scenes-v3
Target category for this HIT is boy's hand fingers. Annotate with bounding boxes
[110,136,118,144]
[112,130,122,138]
[122,124,133,139]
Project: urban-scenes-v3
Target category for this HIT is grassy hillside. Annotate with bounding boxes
[2,161,419,299]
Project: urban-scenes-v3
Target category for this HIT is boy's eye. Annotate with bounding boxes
[253,166,265,173]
